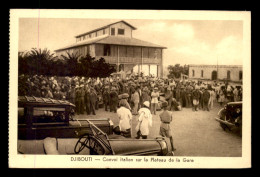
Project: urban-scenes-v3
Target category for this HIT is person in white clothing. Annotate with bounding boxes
[208,88,215,110]
[116,100,133,138]
[135,101,153,139]
[151,87,159,115]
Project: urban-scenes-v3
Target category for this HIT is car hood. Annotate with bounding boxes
[109,138,168,156]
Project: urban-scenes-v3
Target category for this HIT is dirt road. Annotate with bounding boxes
[75,102,242,157]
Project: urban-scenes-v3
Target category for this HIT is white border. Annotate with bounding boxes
[9,9,251,168]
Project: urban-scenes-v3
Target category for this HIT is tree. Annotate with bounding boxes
[167,64,189,79]
[18,48,116,78]
[61,51,81,76]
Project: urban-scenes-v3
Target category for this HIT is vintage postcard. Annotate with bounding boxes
[9,9,251,168]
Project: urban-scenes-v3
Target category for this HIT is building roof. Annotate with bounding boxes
[55,35,108,52]
[189,64,242,68]
[55,36,166,51]
[97,36,166,48]
[75,20,137,38]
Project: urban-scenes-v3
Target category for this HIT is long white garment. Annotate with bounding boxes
[117,106,132,131]
[208,90,215,109]
[136,108,153,136]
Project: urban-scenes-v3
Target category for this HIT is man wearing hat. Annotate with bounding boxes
[192,86,200,111]
[116,99,133,138]
[89,87,97,115]
[141,87,151,107]
[75,85,81,114]
[103,86,110,112]
[68,85,76,105]
[202,87,210,111]
[199,87,204,110]
[151,87,160,115]
[131,88,140,115]
[110,87,118,113]
[119,93,131,110]
[40,86,47,98]
[78,85,85,114]
[135,101,152,139]
[45,86,54,99]
[165,87,173,111]
[186,84,193,108]
[159,101,176,155]
[84,86,91,115]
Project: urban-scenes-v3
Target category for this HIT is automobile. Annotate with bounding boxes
[18,96,113,140]
[42,120,169,155]
[215,101,242,136]
[18,96,170,156]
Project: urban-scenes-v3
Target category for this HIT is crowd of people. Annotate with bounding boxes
[18,73,243,155]
[19,73,243,114]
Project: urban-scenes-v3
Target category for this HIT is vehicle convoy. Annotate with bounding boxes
[18,96,169,156]
[215,101,242,136]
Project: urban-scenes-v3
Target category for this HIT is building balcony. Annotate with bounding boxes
[95,56,161,65]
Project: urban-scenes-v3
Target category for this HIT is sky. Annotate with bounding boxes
[19,18,243,66]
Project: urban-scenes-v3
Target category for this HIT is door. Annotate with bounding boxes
[212,71,217,80]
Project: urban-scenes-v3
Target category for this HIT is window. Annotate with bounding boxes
[118,28,125,35]
[89,34,91,38]
[95,32,97,37]
[192,70,195,77]
[143,48,149,58]
[134,47,141,58]
[111,28,115,35]
[119,46,127,57]
[148,48,156,58]
[103,29,105,35]
[32,107,66,123]
[83,36,86,40]
[239,71,242,80]
[227,70,231,80]
[104,44,111,56]
[127,47,134,57]
[18,107,26,124]
[201,70,204,77]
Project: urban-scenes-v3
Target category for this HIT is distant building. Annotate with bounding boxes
[55,20,166,77]
[188,64,243,82]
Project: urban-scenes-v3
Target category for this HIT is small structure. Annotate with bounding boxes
[55,20,166,77]
[188,64,243,82]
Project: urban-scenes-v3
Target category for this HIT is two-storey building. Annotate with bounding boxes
[55,20,166,77]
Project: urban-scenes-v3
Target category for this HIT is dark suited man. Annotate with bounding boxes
[110,87,118,113]
[84,86,91,115]
[89,87,97,115]
[202,87,210,111]
[102,86,110,112]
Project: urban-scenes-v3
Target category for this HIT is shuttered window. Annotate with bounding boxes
[111,28,115,35]
[133,47,141,58]
[118,28,125,35]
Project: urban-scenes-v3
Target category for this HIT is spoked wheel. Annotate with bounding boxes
[74,134,91,154]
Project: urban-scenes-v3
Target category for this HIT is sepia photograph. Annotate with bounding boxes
[9,9,251,168]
